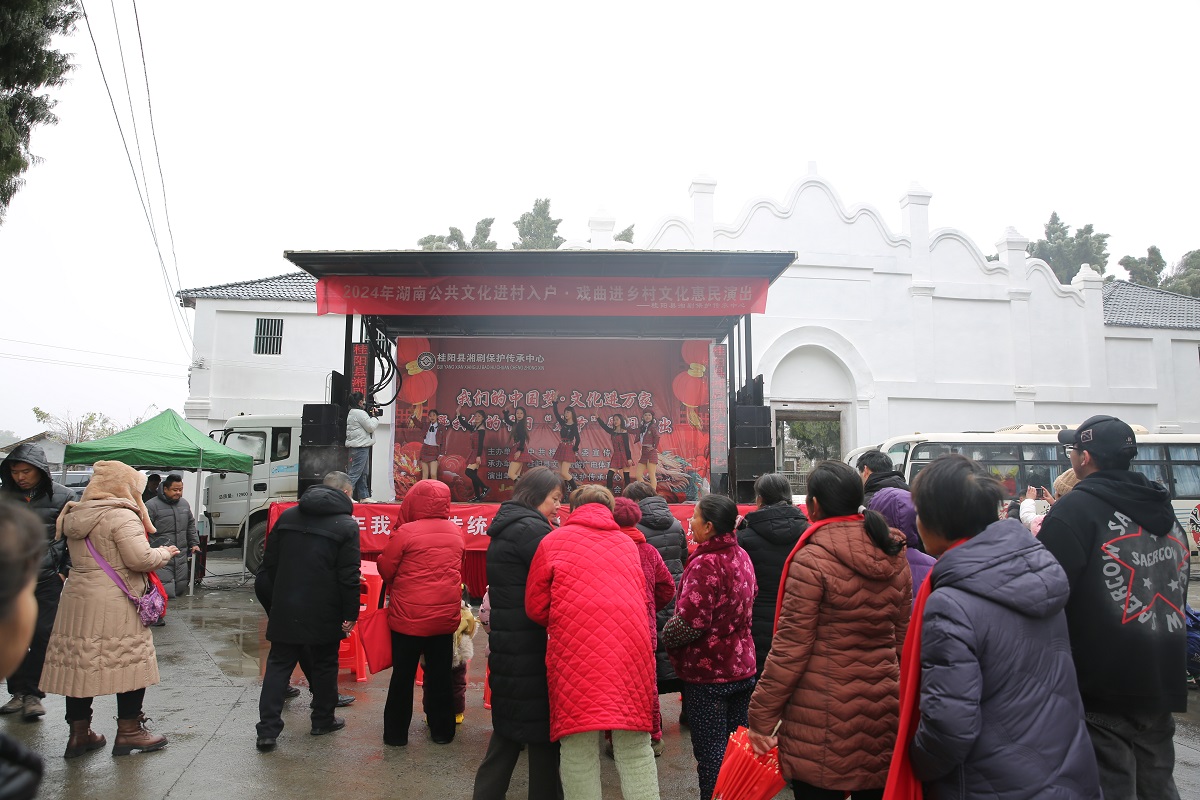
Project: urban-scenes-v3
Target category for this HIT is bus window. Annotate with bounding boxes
[1169,445,1200,461]
[1172,467,1200,498]
[886,442,910,470]
[1134,463,1170,490]
[1022,445,1058,462]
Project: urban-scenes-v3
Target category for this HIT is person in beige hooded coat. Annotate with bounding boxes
[39,460,178,758]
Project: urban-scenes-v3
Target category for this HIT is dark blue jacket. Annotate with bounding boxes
[911,518,1101,799]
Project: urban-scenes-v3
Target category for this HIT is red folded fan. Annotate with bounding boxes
[712,726,787,800]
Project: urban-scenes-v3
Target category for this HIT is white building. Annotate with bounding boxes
[178,169,1200,497]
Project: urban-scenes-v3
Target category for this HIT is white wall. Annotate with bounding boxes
[183,298,397,501]
[639,171,1200,442]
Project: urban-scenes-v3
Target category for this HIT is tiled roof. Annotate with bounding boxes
[1102,280,1200,330]
[176,272,315,306]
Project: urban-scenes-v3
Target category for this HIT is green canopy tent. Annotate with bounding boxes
[64,409,255,590]
[64,409,253,473]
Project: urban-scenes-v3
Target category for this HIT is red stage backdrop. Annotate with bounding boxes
[392,337,714,503]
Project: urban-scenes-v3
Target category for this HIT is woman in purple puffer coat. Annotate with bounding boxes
[868,487,936,596]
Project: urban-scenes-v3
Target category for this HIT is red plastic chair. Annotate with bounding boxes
[338,565,383,682]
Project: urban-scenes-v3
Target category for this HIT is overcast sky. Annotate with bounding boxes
[0,1,1196,438]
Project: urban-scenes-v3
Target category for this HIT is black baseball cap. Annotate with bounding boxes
[1057,415,1138,457]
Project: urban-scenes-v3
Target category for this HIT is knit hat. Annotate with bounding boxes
[1053,468,1079,497]
[612,496,642,528]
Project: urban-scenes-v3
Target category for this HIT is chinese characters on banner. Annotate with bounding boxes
[317,276,769,317]
[265,500,760,556]
[709,343,728,473]
[392,337,715,503]
[351,343,369,397]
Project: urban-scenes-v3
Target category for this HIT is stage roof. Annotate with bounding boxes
[283,249,796,339]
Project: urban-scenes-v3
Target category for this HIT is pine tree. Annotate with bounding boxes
[512,198,564,250]
[1119,246,1166,289]
[417,218,497,250]
[1027,212,1111,283]
[0,0,79,223]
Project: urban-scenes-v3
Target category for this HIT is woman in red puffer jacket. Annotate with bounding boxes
[526,486,660,799]
[378,479,465,747]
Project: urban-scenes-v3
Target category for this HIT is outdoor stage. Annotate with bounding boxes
[283,248,796,505]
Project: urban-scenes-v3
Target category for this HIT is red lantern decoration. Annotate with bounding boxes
[396,337,438,409]
[672,340,710,429]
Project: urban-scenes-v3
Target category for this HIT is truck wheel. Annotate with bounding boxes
[245,520,268,573]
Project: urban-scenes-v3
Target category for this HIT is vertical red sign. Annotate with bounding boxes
[351,343,369,397]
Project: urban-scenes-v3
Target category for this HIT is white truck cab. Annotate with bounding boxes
[206,414,302,571]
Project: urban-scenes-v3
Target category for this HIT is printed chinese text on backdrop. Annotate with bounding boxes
[391,337,714,503]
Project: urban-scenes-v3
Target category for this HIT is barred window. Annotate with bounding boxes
[254,318,283,355]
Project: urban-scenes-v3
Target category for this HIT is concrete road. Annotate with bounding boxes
[3,548,1199,799]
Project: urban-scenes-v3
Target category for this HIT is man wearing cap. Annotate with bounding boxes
[1040,415,1189,799]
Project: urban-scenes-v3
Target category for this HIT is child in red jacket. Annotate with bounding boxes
[612,497,675,755]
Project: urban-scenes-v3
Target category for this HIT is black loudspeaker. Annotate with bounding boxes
[298,444,349,481]
[729,447,775,484]
[298,477,322,497]
[302,403,342,426]
[734,406,771,427]
[302,403,344,446]
[730,446,775,503]
[734,426,771,448]
[302,423,342,446]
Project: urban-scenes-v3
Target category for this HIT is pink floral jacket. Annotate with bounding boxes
[667,531,757,684]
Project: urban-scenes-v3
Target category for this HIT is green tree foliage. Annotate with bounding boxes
[614,224,634,244]
[787,419,841,462]
[1161,250,1200,298]
[1119,246,1166,289]
[417,217,497,250]
[0,0,79,224]
[0,429,18,447]
[512,198,564,250]
[1027,212,1111,284]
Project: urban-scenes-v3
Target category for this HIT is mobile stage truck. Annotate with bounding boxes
[212,250,795,575]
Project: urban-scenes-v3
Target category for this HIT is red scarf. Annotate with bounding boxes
[883,539,965,800]
[773,514,862,633]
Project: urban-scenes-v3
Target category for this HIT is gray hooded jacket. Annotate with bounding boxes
[145,483,198,589]
[0,443,73,581]
[911,518,1101,799]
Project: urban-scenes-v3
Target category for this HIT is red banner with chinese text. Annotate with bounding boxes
[266,500,765,556]
[317,276,769,317]
[393,337,714,503]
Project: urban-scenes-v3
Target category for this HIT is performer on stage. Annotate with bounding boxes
[635,409,661,492]
[501,407,533,488]
[455,407,490,502]
[411,408,447,481]
[551,400,581,492]
[596,414,632,493]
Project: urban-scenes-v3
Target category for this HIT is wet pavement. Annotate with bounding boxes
[3,548,1199,799]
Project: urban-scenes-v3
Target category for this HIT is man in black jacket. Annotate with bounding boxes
[857,449,908,506]
[1041,415,1188,800]
[0,444,72,721]
[254,471,361,752]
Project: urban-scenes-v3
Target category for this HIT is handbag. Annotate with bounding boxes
[85,538,166,627]
[358,608,393,674]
